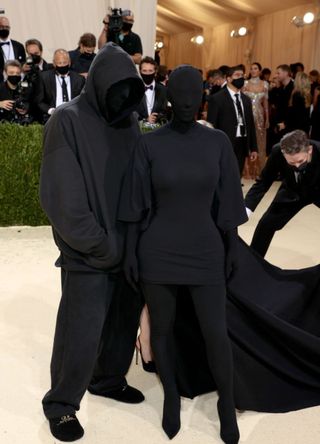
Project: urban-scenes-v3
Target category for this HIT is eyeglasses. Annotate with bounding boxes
[0,26,10,30]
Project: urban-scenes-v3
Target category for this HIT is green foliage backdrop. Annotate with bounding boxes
[0,123,48,226]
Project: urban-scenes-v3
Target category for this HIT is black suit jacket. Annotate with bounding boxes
[245,141,320,211]
[35,69,85,115]
[207,88,257,154]
[136,82,167,120]
[0,39,26,82]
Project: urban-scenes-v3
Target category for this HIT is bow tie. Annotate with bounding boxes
[0,41,10,46]
[145,85,153,91]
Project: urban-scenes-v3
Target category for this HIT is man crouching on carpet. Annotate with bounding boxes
[39,43,145,442]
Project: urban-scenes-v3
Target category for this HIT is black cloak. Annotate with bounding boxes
[40,43,145,271]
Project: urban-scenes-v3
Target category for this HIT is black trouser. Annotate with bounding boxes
[142,283,235,406]
[42,270,141,419]
[251,199,311,257]
[233,137,248,176]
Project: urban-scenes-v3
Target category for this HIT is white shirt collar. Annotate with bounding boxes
[227,86,241,99]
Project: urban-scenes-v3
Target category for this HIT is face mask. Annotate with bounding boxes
[231,77,245,90]
[7,75,21,86]
[80,52,95,60]
[0,29,10,39]
[31,54,41,64]
[122,22,133,32]
[56,65,69,76]
[292,161,308,172]
[141,73,155,86]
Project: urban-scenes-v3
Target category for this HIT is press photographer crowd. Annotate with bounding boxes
[1,10,320,176]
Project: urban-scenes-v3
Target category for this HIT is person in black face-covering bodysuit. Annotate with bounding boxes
[40,43,145,442]
[119,65,248,443]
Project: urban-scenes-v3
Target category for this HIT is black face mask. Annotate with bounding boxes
[231,77,245,90]
[292,161,309,172]
[56,65,70,76]
[122,22,133,32]
[167,65,203,127]
[141,73,155,85]
[80,52,95,60]
[31,54,41,64]
[7,75,21,86]
[0,29,10,39]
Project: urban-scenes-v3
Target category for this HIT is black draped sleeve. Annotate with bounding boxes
[118,136,153,230]
[212,133,248,231]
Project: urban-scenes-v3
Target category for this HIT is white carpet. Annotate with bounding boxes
[1,180,320,444]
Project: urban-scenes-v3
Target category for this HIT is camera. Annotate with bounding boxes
[25,55,40,83]
[11,80,32,124]
[107,7,123,43]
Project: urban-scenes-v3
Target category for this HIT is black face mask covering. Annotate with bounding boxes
[292,161,309,172]
[141,73,155,85]
[122,23,133,32]
[167,65,203,132]
[0,29,10,39]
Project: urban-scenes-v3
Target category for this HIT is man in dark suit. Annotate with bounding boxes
[207,65,258,175]
[136,56,167,124]
[0,16,26,82]
[36,49,85,123]
[245,130,320,257]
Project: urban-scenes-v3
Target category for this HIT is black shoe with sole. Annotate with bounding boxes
[49,414,84,442]
[88,384,145,404]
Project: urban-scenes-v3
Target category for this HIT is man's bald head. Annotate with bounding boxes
[53,49,70,67]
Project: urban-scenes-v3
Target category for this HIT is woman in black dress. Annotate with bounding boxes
[119,65,247,443]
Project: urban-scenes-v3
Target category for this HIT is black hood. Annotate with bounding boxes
[82,42,144,124]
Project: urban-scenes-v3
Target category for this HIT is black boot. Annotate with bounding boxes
[49,414,84,442]
[162,391,181,440]
[217,399,240,444]
[88,384,145,404]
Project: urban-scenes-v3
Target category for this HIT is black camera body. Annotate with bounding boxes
[109,8,123,33]
[11,80,32,124]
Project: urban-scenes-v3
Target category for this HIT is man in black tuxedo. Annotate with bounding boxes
[36,49,85,123]
[207,65,258,175]
[245,130,320,257]
[136,56,167,124]
[23,39,52,123]
[0,16,26,82]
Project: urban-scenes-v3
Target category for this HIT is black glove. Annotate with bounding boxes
[224,228,239,280]
[123,223,140,292]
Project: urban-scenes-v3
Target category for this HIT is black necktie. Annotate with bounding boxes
[61,77,69,102]
[235,93,246,136]
[145,85,153,91]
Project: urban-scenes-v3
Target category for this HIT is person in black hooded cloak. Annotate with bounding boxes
[39,43,145,442]
[118,65,248,443]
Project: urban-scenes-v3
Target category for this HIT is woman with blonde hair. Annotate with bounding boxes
[283,72,311,134]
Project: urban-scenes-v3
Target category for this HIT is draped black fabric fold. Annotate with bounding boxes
[173,238,320,412]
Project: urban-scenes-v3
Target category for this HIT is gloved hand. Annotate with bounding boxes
[224,228,239,280]
[123,223,140,292]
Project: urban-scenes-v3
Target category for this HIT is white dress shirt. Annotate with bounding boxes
[227,86,246,137]
[55,74,71,108]
[144,80,155,115]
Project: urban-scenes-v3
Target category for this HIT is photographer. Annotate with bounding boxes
[136,56,168,124]
[0,60,33,124]
[98,9,142,65]
[23,39,51,122]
